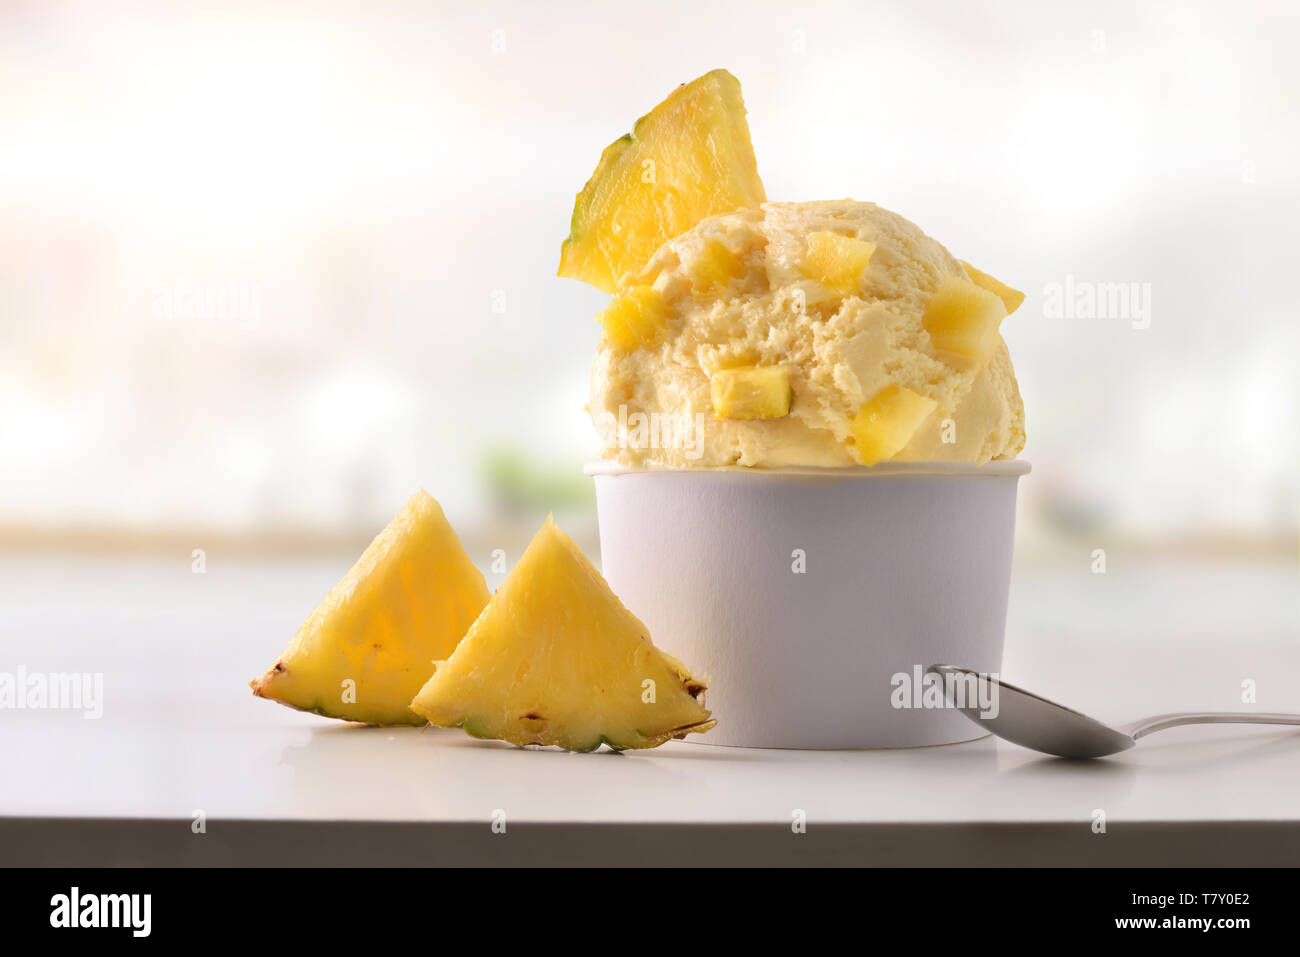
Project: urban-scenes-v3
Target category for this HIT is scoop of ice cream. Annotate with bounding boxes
[589,199,1025,468]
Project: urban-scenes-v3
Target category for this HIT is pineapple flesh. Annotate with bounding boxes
[710,365,792,419]
[922,276,1008,366]
[690,238,748,294]
[410,516,715,751]
[961,261,1025,315]
[851,386,938,466]
[800,230,877,295]
[558,69,766,293]
[250,491,490,726]
[598,284,671,351]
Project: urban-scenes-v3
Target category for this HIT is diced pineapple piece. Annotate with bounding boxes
[410,516,715,751]
[250,491,490,726]
[850,386,938,466]
[690,238,746,292]
[922,276,1008,365]
[800,231,877,295]
[598,284,670,351]
[961,261,1025,314]
[710,365,791,419]
[558,70,767,293]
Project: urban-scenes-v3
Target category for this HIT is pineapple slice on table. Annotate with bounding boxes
[410,516,715,751]
[710,365,792,420]
[850,386,938,466]
[250,491,489,726]
[961,261,1025,315]
[922,276,1008,366]
[558,69,766,293]
[800,231,877,295]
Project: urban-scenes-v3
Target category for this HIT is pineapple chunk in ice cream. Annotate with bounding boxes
[922,276,1008,367]
[962,261,1026,315]
[711,365,792,420]
[589,199,1026,468]
[598,285,671,352]
[851,386,939,466]
[800,231,878,295]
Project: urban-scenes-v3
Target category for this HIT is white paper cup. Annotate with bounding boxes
[586,460,1030,749]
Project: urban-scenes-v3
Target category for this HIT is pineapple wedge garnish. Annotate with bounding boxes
[558,69,766,293]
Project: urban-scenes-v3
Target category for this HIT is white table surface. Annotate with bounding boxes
[2,549,1297,865]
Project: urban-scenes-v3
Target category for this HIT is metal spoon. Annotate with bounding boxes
[928,664,1300,758]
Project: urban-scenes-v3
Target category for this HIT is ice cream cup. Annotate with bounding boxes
[585,460,1031,749]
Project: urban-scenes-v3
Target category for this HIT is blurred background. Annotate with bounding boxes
[1,0,1296,571]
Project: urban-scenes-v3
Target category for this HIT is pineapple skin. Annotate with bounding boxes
[250,491,490,726]
[410,516,715,751]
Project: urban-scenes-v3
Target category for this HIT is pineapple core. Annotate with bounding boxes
[410,516,715,751]
[922,276,1008,366]
[850,386,938,466]
[800,231,877,295]
[710,365,792,419]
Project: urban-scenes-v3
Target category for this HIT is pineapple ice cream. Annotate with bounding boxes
[560,70,1026,470]
[589,199,1025,468]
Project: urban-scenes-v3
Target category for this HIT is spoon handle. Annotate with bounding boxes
[1123,712,1300,740]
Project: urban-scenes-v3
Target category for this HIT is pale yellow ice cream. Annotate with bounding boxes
[589,199,1025,469]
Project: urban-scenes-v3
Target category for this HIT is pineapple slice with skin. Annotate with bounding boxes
[558,69,766,293]
[410,516,715,751]
[250,491,490,726]
[598,284,670,351]
[710,365,792,419]
[800,231,877,295]
[922,276,1008,366]
[961,261,1025,314]
[851,386,939,466]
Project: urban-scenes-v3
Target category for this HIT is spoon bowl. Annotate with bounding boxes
[928,664,1300,759]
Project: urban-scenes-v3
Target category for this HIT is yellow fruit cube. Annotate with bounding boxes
[558,70,767,293]
[690,238,746,292]
[410,516,715,751]
[598,285,670,351]
[800,231,877,295]
[710,365,792,419]
[850,386,938,466]
[922,276,1008,365]
[961,261,1025,314]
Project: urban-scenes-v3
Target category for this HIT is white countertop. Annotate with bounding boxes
[2,550,1297,865]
